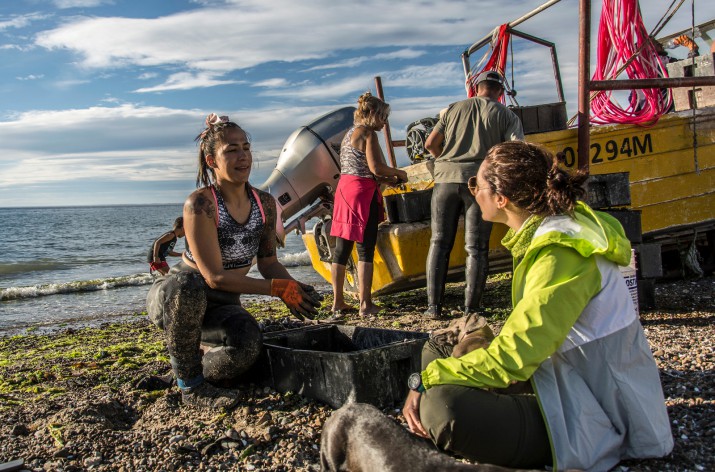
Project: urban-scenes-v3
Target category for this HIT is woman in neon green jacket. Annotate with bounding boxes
[402,141,673,470]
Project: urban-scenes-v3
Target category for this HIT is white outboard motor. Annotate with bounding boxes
[259,107,355,227]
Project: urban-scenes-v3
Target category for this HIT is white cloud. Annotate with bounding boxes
[52,0,112,8]
[133,71,241,93]
[305,48,427,72]
[16,74,45,81]
[0,12,50,31]
[34,1,527,75]
[253,78,290,88]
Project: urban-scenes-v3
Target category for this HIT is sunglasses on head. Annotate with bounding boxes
[467,176,489,196]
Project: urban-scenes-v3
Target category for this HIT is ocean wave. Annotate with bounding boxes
[0,260,70,276]
[0,273,154,301]
[278,250,312,267]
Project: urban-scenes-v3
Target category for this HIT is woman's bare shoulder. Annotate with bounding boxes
[350,125,373,149]
[184,187,215,220]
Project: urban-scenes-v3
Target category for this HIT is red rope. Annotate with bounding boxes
[591,0,673,125]
[467,24,510,103]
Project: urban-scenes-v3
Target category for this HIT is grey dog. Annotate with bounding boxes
[320,402,548,472]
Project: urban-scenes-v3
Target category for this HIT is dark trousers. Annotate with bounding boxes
[419,340,552,468]
[332,190,380,264]
[426,183,492,311]
[146,262,262,385]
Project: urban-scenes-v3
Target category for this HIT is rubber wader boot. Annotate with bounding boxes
[181,382,239,411]
[425,249,449,319]
[464,251,489,315]
[423,305,443,319]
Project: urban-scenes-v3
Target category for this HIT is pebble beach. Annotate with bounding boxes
[1,274,713,472]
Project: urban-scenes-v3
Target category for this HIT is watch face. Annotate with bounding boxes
[408,373,422,390]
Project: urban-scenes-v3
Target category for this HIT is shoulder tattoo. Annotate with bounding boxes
[186,193,216,220]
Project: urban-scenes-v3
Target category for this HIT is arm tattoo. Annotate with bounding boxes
[257,190,277,258]
[186,193,216,220]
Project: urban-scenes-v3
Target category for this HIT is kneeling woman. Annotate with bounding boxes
[402,141,673,470]
[147,114,321,410]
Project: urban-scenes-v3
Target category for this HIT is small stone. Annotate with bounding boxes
[225,428,240,440]
[256,411,272,426]
[169,435,186,444]
[84,455,102,468]
[10,424,30,436]
[53,447,71,458]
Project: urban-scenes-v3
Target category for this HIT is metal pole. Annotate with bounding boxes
[590,76,715,90]
[374,76,397,168]
[465,0,564,56]
[508,29,566,103]
[578,0,591,171]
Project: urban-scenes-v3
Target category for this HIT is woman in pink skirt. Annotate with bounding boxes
[330,93,407,316]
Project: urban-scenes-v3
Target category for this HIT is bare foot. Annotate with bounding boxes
[359,304,383,317]
[331,303,357,313]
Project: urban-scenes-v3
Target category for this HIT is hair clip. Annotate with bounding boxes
[200,113,230,140]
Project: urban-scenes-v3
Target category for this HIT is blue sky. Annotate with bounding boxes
[1,0,713,207]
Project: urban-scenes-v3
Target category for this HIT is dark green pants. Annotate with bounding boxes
[419,339,552,469]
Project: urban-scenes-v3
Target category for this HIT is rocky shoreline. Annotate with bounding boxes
[1,274,713,471]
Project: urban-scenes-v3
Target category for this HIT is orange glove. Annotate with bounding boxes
[270,279,321,320]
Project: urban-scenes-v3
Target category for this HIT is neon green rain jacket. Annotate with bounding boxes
[422,202,673,471]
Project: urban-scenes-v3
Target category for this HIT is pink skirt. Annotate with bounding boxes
[330,174,385,243]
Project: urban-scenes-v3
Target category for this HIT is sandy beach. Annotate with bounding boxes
[1,273,713,471]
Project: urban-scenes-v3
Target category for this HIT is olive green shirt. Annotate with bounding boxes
[433,97,524,183]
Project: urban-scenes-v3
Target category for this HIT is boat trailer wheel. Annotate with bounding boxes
[405,116,438,164]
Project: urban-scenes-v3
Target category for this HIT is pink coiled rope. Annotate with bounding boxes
[591,0,673,125]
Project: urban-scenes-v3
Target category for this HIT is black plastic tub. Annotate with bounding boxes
[251,324,428,408]
[384,188,432,224]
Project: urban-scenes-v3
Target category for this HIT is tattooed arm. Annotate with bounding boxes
[255,189,293,280]
[182,187,272,295]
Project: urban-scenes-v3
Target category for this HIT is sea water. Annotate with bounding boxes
[0,204,327,335]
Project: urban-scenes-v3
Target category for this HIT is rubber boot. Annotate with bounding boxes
[425,243,450,319]
[464,251,489,315]
[423,305,443,319]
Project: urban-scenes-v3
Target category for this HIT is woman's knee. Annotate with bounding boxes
[420,386,466,453]
[332,237,354,265]
[202,306,262,348]
[147,271,207,328]
[201,306,263,380]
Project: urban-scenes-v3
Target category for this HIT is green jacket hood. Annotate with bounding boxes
[526,201,631,266]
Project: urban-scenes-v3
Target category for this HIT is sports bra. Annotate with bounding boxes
[185,185,266,270]
[146,232,177,263]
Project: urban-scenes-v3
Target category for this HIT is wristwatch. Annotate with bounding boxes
[408,372,425,393]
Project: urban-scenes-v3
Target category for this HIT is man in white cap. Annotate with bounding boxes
[424,70,524,319]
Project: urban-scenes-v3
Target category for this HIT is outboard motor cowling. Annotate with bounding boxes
[259,107,355,222]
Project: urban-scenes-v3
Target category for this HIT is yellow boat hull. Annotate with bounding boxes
[304,108,715,295]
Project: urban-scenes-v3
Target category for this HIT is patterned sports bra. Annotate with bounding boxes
[185,185,265,270]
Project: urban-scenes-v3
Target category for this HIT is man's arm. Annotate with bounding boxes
[505,111,525,141]
[425,128,445,158]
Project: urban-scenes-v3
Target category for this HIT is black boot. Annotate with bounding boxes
[423,304,444,319]
[464,251,489,314]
